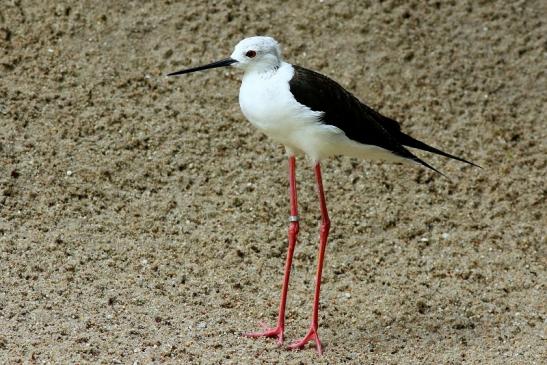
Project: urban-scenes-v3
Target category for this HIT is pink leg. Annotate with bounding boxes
[288,162,330,355]
[244,155,299,344]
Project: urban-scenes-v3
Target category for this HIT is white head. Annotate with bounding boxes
[167,36,283,77]
[230,36,282,72]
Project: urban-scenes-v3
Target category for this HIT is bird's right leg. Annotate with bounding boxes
[244,155,299,344]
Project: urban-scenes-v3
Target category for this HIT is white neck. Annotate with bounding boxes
[245,55,282,75]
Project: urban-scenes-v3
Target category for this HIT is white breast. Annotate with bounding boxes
[239,63,338,159]
[239,63,309,132]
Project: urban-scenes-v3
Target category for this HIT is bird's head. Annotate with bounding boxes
[167,36,282,77]
[230,36,282,72]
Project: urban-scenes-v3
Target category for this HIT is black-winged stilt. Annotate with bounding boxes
[168,36,478,354]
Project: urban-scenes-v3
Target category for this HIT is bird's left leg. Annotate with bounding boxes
[288,162,330,355]
[244,155,300,344]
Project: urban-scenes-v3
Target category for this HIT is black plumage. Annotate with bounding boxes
[289,65,479,173]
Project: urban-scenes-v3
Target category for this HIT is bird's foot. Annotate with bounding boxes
[288,325,323,355]
[243,322,284,345]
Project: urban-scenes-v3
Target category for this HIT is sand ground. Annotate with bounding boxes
[1,0,545,363]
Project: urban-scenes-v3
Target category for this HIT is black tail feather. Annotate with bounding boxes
[397,132,481,168]
[410,155,449,179]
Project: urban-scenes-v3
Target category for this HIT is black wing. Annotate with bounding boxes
[289,65,478,170]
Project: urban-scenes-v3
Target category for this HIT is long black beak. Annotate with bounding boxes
[166,58,238,76]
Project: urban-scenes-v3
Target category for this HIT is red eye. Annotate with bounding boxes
[245,50,256,58]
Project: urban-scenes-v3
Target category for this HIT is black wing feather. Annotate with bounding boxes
[288,65,478,171]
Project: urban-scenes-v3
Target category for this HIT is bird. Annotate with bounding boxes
[167,36,478,354]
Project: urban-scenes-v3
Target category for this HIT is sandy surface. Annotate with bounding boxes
[1,0,546,363]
